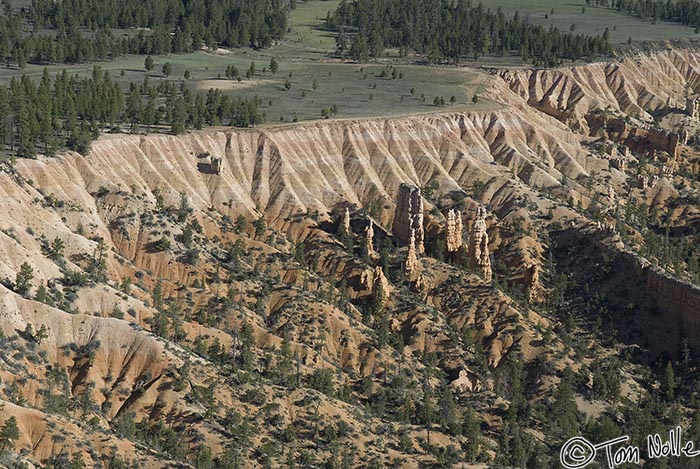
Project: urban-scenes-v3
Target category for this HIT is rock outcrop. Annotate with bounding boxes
[361,265,392,304]
[468,207,492,283]
[404,229,420,281]
[446,209,464,253]
[342,207,351,234]
[449,369,481,393]
[687,96,700,119]
[365,221,375,258]
[392,184,425,254]
[373,266,391,303]
[645,267,700,347]
[211,157,223,175]
[587,114,680,160]
[601,141,631,171]
[525,263,541,303]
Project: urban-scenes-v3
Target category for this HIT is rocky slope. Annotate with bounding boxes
[2,48,700,467]
[497,48,700,131]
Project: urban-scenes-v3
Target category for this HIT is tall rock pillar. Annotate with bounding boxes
[446,209,464,253]
[342,207,351,234]
[468,206,492,283]
[404,229,419,282]
[365,221,375,258]
[392,183,425,254]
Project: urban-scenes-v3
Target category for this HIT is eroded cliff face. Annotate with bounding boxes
[645,267,700,346]
[493,49,700,347]
[586,113,680,159]
[15,103,591,228]
[553,227,700,355]
[496,49,700,132]
[5,47,700,466]
[8,95,589,301]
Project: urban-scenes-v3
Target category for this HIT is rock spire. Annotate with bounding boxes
[446,209,464,253]
[468,206,492,283]
[392,183,425,254]
[342,207,351,234]
[404,228,420,281]
[365,221,375,258]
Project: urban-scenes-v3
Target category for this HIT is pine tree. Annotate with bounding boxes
[36,324,48,344]
[142,95,156,133]
[438,387,460,435]
[461,406,481,461]
[0,416,19,454]
[269,57,279,75]
[14,262,34,296]
[70,452,87,469]
[170,96,187,134]
[419,380,436,449]
[662,361,675,401]
[144,55,154,72]
[551,370,580,435]
[126,86,141,131]
[370,277,385,314]
[16,98,35,158]
[35,281,49,304]
[88,239,108,283]
[276,334,294,387]
[350,35,370,63]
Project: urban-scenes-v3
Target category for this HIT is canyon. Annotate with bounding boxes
[2,47,700,467]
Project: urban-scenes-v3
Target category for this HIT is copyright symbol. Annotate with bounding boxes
[560,437,596,469]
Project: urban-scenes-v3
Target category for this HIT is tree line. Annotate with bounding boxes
[0,0,288,67]
[327,0,613,66]
[0,67,263,159]
[614,0,700,28]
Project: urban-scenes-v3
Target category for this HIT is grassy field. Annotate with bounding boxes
[284,0,341,54]
[0,0,693,126]
[0,0,500,123]
[187,59,494,121]
[0,49,498,123]
[479,0,699,44]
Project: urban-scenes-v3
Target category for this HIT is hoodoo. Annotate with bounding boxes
[365,221,375,258]
[342,207,351,235]
[446,209,464,253]
[392,183,425,254]
[404,228,420,281]
[211,157,223,175]
[687,96,700,120]
[468,207,492,283]
[373,265,391,303]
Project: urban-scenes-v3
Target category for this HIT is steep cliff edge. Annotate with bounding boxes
[10,96,589,296]
[15,102,590,227]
